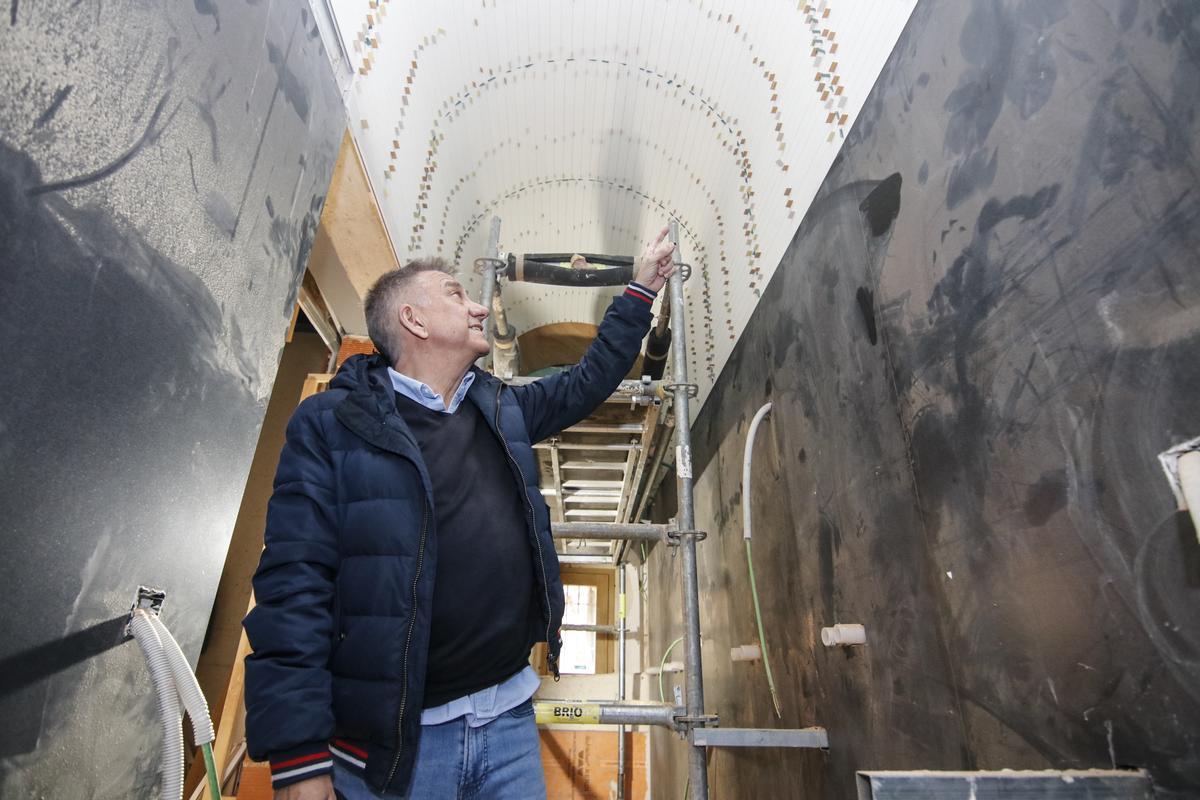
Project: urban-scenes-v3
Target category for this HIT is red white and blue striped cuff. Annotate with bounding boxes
[268,744,334,788]
[330,738,370,769]
[624,281,658,305]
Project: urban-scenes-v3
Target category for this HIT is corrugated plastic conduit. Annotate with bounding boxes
[130,611,185,800]
[131,609,221,800]
[744,402,783,719]
[149,614,220,800]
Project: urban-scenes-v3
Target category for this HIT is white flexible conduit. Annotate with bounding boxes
[130,610,185,800]
[742,403,773,542]
[743,402,783,718]
[148,614,217,747]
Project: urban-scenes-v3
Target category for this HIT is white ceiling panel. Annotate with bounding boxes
[328,0,916,409]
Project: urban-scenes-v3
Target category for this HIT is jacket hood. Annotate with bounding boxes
[331,353,396,427]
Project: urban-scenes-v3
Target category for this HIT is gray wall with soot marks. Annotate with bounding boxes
[646,1,1200,797]
[0,1,342,797]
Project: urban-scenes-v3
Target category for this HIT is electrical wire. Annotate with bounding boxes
[657,635,685,703]
[746,538,782,719]
[743,402,783,719]
[201,742,221,800]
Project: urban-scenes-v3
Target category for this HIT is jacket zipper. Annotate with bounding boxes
[383,496,430,790]
[494,384,559,679]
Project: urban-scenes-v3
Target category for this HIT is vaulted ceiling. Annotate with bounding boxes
[322,0,916,408]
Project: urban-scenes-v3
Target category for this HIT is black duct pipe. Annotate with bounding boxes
[505,254,633,286]
[521,253,634,268]
[643,326,672,380]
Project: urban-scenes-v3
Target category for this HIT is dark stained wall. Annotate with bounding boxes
[0,1,342,797]
[646,1,1200,797]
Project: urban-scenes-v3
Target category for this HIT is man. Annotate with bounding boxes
[244,227,677,799]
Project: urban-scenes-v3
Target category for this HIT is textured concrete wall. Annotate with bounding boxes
[646,1,1200,797]
[0,1,342,797]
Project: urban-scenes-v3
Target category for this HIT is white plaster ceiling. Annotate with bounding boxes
[325,0,916,408]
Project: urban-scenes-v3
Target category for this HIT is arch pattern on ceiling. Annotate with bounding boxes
[451,175,710,367]
[406,55,765,300]
[433,128,734,338]
[451,175,720,380]
[381,1,871,314]
[356,1,850,207]
[330,0,917,411]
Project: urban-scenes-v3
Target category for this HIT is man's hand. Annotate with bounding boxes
[274,774,336,800]
[633,225,678,293]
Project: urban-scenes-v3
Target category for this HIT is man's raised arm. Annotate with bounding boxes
[514,226,677,442]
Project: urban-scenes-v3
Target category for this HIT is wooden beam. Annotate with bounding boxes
[285,302,300,344]
[202,596,255,799]
[301,373,334,399]
[298,272,341,354]
[620,402,659,524]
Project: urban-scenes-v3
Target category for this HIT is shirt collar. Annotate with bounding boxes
[387,367,475,414]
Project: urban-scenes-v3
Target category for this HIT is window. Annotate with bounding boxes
[531,566,615,675]
[560,584,599,674]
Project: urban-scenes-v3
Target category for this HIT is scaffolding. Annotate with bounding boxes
[477,219,828,800]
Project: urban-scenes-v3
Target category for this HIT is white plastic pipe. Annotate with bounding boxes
[648,660,685,675]
[730,644,762,662]
[130,610,185,800]
[742,403,773,541]
[1178,451,1200,544]
[148,614,216,745]
[821,623,867,647]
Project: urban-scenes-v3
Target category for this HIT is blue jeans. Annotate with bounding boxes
[332,699,547,799]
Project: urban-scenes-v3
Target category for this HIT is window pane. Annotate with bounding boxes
[560,584,598,674]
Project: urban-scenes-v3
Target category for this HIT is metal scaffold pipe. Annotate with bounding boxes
[560,623,618,634]
[507,376,668,405]
[477,217,502,368]
[551,522,670,541]
[533,701,681,728]
[667,220,709,800]
[617,562,628,800]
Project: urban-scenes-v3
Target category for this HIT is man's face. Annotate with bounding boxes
[409,271,490,360]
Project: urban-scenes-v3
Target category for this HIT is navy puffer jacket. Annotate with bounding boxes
[243,287,653,794]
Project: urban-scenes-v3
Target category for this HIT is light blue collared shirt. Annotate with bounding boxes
[387,366,538,725]
[420,665,540,728]
[387,367,475,414]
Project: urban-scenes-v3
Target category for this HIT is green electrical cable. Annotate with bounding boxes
[657,635,685,703]
[201,742,221,800]
[746,538,783,718]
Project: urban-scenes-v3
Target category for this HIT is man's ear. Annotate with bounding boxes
[398,303,430,341]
